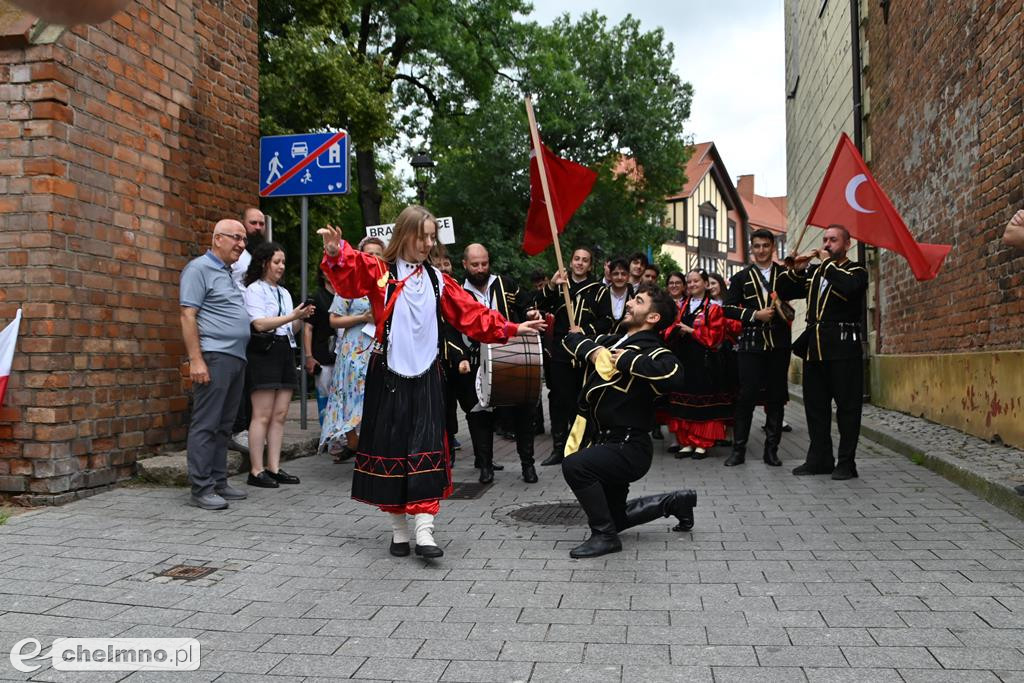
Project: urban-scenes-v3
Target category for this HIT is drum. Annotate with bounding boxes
[475,335,544,408]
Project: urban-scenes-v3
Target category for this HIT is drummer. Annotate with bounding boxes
[458,243,541,484]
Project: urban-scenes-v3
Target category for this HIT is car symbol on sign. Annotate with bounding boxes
[291,142,309,158]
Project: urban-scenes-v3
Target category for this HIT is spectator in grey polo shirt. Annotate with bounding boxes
[180,219,252,510]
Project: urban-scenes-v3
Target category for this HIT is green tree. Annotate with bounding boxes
[259,0,530,228]
[428,12,693,283]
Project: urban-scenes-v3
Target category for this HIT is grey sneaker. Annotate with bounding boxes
[214,484,247,500]
[190,492,229,510]
[228,430,250,455]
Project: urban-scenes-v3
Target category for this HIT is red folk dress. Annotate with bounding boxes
[662,295,735,449]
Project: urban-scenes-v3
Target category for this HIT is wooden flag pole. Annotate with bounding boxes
[524,95,576,325]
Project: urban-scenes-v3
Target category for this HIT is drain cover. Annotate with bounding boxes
[509,502,586,526]
[159,565,216,580]
[448,481,493,500]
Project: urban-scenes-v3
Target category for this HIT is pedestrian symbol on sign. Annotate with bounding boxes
[266,152,283,185]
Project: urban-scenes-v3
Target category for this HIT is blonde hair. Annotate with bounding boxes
[382,205,436,263]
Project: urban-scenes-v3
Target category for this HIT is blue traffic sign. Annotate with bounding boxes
[259,131,349,198]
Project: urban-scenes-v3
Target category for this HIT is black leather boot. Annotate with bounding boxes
[620,490,697,533]
[541,432,565,467]
[762,405,783,467]
[725,406,751,467]
[568,483,622,558]
[467,412,494,483]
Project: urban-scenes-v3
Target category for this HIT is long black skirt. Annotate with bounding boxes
[351,355,452,508]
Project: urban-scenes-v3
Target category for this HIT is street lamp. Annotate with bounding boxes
[410,150,436,205]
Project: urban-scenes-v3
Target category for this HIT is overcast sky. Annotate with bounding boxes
[527,0,787,197]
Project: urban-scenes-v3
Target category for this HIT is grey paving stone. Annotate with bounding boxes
[804,668,903,682]
[711,666,805,682]
[199,650,286,674]
[897,671,1001,683]
[256,633,345,655]
[498,640,584,663]
[753,645,847,668]
[468,622,549,642]
[584,642,670,664]
[622,664,712,682]
[334,635,424,659]
[439,660,533,682]
[415,639,502,661]
[354,657,448,681]
[670,645,758,667]
[867,627,962,646]
[785,627,873,646]
[929,646,1024,670]
[840,645,940,668]
[530,663,622,682]
[545,624,627,643]
[706,626,790,645]
[268,652,365,677]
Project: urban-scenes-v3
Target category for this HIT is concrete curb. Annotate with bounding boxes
[788,385,1024,520]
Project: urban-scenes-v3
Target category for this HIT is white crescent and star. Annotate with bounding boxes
[844,174,875,214]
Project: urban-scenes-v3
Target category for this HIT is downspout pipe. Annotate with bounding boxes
[849,0,872,400]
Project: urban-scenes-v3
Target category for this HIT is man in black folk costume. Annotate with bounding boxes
[779,224,869,480]
[318,207,545,559]
[536,246,604,467]
[458,243,540,485]
[722,228,804,468]
[560,286,698,559]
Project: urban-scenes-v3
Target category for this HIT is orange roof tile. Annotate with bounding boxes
[667,142,714,200]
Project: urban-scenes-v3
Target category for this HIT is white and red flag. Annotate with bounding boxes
[0,309,22,407]
[806,133,951,281]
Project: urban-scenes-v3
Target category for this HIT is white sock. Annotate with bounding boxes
[414,513,437,547]
[389,513,410,544]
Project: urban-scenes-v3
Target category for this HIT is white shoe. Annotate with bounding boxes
[694,447,706,455]
[229,430,249,455]
[680,446,695,454]
[413,513,443,558]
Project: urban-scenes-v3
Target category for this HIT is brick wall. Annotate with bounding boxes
[0,0,258,502]
[865,0,1023,354]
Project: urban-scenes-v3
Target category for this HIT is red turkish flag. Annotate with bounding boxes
[522,143,597,256]
[806,133,951,281]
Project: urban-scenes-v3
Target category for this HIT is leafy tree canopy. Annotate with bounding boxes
[429,12,693,282]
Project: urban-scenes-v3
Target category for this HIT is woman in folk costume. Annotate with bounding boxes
[317,207,545,559]
[663,269,734,458]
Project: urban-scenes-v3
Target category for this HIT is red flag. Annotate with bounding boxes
[522,143,597,256]
[806,133,951,281]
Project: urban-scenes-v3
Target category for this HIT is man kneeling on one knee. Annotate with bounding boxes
[561,285,697,559]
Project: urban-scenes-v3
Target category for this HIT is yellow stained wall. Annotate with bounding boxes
[871,352,1024,449]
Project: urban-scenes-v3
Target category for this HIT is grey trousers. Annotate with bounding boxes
[187,351,246,496]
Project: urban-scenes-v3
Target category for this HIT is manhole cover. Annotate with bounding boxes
[509,502,586,526]
[159,565,216,580]
[448,481,493,500]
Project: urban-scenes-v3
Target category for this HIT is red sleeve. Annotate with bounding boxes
[662,302,684,342]
[320,241,387,311]
[691,303,725,349]
[724,317,743,344]
[440,273,519,343]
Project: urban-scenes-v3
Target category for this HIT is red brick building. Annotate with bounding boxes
[0,0,259,502]
[862,0,1023,445]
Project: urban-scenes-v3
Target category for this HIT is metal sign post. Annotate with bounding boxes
[259,130,350,432]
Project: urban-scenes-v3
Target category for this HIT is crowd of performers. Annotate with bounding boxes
[315,206,868,560]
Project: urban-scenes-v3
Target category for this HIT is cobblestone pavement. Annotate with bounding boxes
[2,401,1024,682]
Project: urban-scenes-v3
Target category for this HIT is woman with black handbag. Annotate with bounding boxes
[243,241,315,489]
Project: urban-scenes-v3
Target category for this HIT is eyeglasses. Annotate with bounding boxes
[215,232,248,243]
